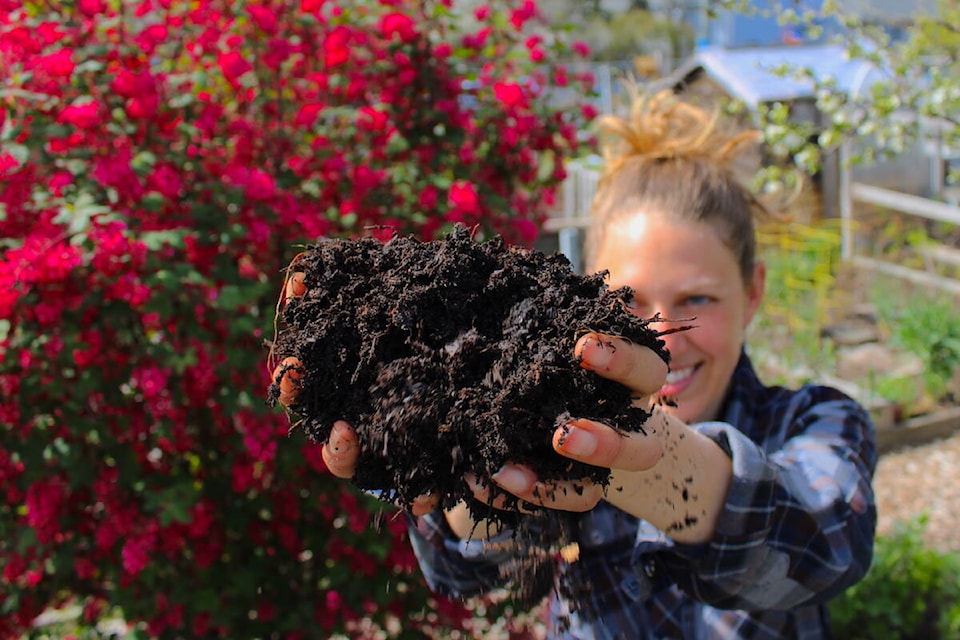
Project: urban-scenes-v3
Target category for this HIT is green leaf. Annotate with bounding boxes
[53,191,113,235]
[141,228,187,250]
[131,150,157,174]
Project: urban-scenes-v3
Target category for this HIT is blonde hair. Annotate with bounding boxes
[585,89,773,284]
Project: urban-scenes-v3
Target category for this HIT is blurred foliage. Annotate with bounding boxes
[829,516,960,640]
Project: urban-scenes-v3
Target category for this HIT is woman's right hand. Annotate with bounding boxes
[271,271,439,516]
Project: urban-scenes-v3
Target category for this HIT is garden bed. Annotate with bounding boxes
[749,221,960,446]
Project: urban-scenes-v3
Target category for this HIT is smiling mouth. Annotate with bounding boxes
[665,365,697,385]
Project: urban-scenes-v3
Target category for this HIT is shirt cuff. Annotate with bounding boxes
[692,421,779,540]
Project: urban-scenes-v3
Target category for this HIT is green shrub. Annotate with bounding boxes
[877,291,960,403]
[830,517,960,639]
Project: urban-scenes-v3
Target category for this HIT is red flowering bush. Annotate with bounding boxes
[0,1,592,637]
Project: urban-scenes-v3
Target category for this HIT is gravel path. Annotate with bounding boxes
[874,429,960,552]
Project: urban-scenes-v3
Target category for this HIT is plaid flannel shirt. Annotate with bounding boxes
[407,351,877,639]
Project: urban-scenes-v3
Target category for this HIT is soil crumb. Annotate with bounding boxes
[267,227,674,609]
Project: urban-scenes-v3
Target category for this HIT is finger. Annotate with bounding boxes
[465,471,542,514]
[553,417,664,472]
[575,333,668,397]
[273,356,303,406]
[284,271,307,302]
[409,492,439,516]
[490,464,604,513]
[321,420,359,479]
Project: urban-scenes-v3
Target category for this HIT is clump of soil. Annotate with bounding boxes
[267,227,671,524]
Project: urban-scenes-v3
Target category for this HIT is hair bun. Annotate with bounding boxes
[597,88,760,178]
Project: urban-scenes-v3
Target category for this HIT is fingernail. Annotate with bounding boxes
[286,272,307,300]
[556,424,598,457]
[580,337,612,372]
[329,428,356,454]
[464,472,483,491]
[491,466,530,493]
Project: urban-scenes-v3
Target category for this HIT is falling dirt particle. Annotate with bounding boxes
[559,542,581,563]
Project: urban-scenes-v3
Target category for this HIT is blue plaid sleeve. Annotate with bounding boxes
[405,510,520,598]
[658,389,877,611]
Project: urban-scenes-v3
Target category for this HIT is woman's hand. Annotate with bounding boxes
[270,271,439,516]
[474,332,733,545]
[471,333,669,511]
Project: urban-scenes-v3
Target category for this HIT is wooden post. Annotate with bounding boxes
[839,142,854,262]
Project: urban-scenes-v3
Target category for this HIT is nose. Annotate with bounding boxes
[652,312,692,361]
[659,323,687,351]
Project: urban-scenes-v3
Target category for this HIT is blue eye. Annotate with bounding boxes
[685,295,712,307]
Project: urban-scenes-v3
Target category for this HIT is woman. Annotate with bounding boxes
[274,90,876,639]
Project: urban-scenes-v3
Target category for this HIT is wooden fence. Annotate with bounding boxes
[839,159,960,296]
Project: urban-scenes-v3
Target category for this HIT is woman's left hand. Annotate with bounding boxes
[467,331,733,545]
[470,332,670,512]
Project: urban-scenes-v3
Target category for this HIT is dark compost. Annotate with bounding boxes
[266,226,674,606]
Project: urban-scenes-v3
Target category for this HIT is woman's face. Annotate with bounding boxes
[592,211,765,424]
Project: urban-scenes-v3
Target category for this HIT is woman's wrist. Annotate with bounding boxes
[605,409,733,545]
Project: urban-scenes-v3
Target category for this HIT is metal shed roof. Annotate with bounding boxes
[670,44,886,109]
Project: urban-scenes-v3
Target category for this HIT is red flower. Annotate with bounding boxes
[2,552,26,584]
[36,49,74,77]
[493,81,527,109]
[380,13,416,42]
[448,180,480,214]
[512,217,539,244]
[509,0,538,30]
[300,0,328,15]
[357,105,388,132]
[218,51,252,87]
[463,27,491,49]
[0,152,19,175]
[132,366,169,401]
[121,534,153,577]
[58,102,101,129]
[78,0,108,17]
[418,184,439,211]
[48,171,73,196]
[248,4,279,35]
[25,477,67,544]
[147,164,183,199]
[245,168,277,201]
[136,24,168,55]
[126,94,159,120]
[294,102,324,127]
[75,557,98,580]
[324,26,351,67]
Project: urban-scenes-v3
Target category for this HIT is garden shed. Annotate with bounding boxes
[659,43,939,218]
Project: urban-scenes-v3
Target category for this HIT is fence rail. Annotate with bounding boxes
[839,150,960,296]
